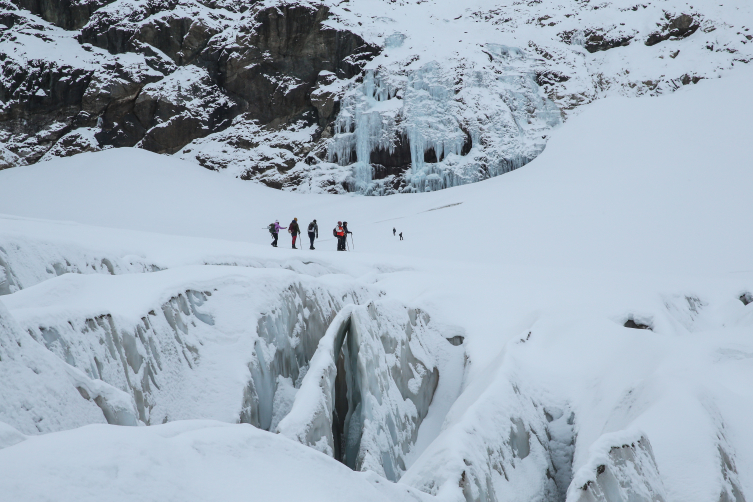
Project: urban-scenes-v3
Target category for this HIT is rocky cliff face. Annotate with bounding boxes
[0,0,378,173]
[1,0,751,192]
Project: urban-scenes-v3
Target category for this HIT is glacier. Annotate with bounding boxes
[0,53,753,502]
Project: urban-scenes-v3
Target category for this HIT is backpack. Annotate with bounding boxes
[333,227,337,237]
[308,222,315,232]
[268,223,275,235]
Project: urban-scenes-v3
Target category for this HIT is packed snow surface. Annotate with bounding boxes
[1,67,752,502]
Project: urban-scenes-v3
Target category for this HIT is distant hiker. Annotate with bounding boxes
[393,227,396,236]
[270,220,285,247]
[334,221,345,251]
[289,218,301,249]
[399,232,403,241]
[343,221,353,251]
[307,219,318,250]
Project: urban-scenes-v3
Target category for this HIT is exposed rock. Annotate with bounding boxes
[740,292,752,306]
[646,13,699,46]
[1,0,379,177]
[310,71,342,126]
[134,66,239,154]
[0,145,25,170]
[583,31,634,53]
[0,58,95,163]
[208,4,379,126]
[80,1,228,66]
[560,29,634,53]
[624,318,653,330]
[11,0,114,30]
[39,127,100,160]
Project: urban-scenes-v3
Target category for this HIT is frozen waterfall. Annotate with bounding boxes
[327,47,561,194]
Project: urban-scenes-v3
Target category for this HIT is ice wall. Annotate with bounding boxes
[566,431,667,502]
[400,351,575,502]
[277,300,442,481]
[0,239,159,295]
[8,276,375,430]
[239,283,364,431]
[0,299,136,434]
[327,47,561,194]
[17,289,217,425]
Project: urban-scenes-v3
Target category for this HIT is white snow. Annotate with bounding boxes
[0,420,432,502]
[0,63,752,501]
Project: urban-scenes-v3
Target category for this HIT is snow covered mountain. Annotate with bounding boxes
[1,0,751,193]
[1,65,752,502]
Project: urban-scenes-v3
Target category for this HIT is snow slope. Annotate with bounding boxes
[0,67,752,501]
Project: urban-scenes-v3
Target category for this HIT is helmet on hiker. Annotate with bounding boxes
[338,221,342,225]
[294,217,297,221]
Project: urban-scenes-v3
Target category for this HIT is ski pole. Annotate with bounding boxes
[350,234,354,250]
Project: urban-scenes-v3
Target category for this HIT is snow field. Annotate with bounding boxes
[0,420,433,502]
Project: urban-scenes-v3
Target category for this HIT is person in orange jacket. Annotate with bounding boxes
[334,221,345,251]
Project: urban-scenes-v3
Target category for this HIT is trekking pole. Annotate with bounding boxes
[350,234,355,250]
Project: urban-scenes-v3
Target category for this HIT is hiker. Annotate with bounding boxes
[343,221,353,251]
[307,219,318,250]
[399,232,403,241]
[334,221,345,251]
[269,220,286,247]
[393,227,396,236]
[289,218,301,249]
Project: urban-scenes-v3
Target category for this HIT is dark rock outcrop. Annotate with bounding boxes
[209,4,379,126]
[11,0,114,30]
[0,0,380,168]
[646,13,699,46]
[583,31,633,53]
[80,2,224,66]
[0,58,95,163]
[559,28,633,53]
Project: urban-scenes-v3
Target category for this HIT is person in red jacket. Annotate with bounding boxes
[335,221,345,251]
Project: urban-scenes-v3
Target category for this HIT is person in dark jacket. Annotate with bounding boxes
[393,227,396,236]
[307,219,318,250]
[399,232,403,241]
[289,218,301,249]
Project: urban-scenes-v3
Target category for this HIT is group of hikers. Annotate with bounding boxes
[268,219,353,251]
